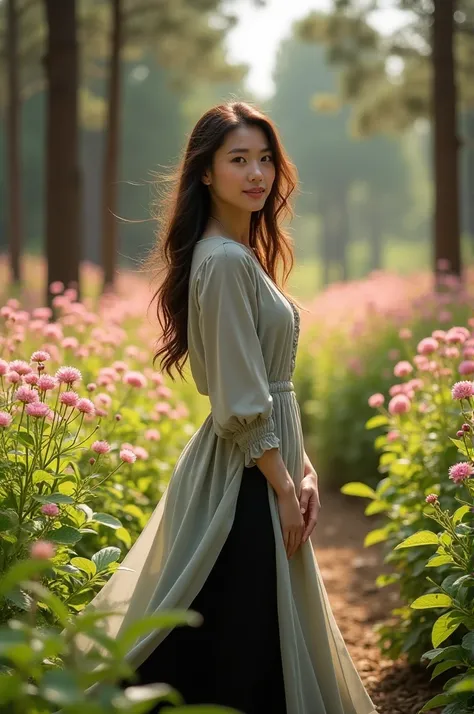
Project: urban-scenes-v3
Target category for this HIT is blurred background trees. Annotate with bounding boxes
[0,0,473,299]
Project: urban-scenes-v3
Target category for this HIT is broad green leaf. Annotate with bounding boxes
[426,555,454,567]
[91,512,122,529]
[432,612,463,648]
[365,415,389,430]
[365,500,391,516]
[18,432,35,448]
[0,560,51,597]
[411,594,453,610]
[39,670,85,706]
[419,693,455,711]
[430,660,461,679]
[70,558,97,577]
[364,528,391,547]
[49,526,82,545]
[33,492,74,505]
[452,505,470,525]
[115,527,132,548]
[395,531,439,550]
[340,482,376,499]
[0,510,17,532]
[22,580,70,626]
[91,546,121,572]
[448,677,474,693]
[32,470,55,485]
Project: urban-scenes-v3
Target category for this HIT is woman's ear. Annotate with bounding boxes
[202,171,211,186]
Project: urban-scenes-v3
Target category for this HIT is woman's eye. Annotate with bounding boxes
[262,155,273,162]
[232,157,245,163]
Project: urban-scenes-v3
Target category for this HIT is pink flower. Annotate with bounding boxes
[463,347,474,359]
[15,386,40,404]
[388,394,411,415]
[87,382,97,392]
[120,448,136,464]
[60,391,79,407]
[32,307,52,320]
[112,360,128,373]
[123,371,147,388]
[95,393,112,408]
[30,540,56,560]
[425,494,439,505]
[41,503,60,517]
[443,347,460,359]
[31,350,51,363]
[9,360,32,376]
[451,381,474,400]
[95,407,108,418]
[37,375,58,391]
[56,366,82,385]
[0,359,9,376]
[76,398,95,415]
[368,393,384,408]
[459,361,474,376]
[24,373,39,386]
[145,428,161,441]
[394,361,413,378]
[6,371,21,384]
[387,430,399,442]
[432,330,447,341]
[157,385,173,399]
[62,336,79,350]
[91,440,111,454]
[0,412,12,428]
[43,324,63,341]
[133,446,149,460]
[408,378,424,391]
[417,338,439,356]
[155,401,171,415]
[49,281,64,295]
[398,328,412,340]
[26,402,50,418]
[449,462,473,484]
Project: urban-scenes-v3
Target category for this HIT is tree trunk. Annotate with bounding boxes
[432,0,461,280]
[44,0,80,301]
[6,0,22,284]
[102,0,123,291]
[368,203,382,272]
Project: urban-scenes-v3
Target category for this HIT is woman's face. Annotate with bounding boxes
[203,124,276,213]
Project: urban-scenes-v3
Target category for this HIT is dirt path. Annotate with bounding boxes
[312,487,444,714]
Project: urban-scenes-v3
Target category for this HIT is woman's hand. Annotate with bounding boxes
[277,487,305,559]
[298,456,322,544]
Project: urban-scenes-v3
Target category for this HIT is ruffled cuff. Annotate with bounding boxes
[233,416,280,467]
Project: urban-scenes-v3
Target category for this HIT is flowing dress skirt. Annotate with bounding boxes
[123,464,287,714]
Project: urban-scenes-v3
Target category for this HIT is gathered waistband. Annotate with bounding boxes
[269,380,294,394]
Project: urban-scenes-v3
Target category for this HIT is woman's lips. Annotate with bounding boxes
[243,188,265,196]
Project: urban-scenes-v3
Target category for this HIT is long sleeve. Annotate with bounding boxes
[195,243,280,467]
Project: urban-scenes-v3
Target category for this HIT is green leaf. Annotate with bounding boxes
[395,531,439,550]
[430,660,462,680]
[365,500,391,516]
[33,492,74,505]
[122,683,181,706]
[91,546,121,572]
[340,482,376,499]
[448,677,474,693]
[22,580,70,626]
[70,558,97,577]
[32,470,55,485]
[115,527,132,549]
[0,560,51,598]
[419,693,455,711]
[0,510,17,532]
[432,612,463,648]
[462,633,474,652]
[426,555,454,567]
[49,526,82,545]
[452,505,470,525]
[18,432,35,448]
[364,528,391,547]
[39,670,85,706]
[411,594,453,610]
[365,415,389,430]
[5,587,34,610]
[119,611,203,652]
[91,512,122,529]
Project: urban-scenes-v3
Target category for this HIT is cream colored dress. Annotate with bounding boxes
[76,236,378,714]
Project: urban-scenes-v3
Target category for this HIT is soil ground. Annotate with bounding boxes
[312,487,444,714]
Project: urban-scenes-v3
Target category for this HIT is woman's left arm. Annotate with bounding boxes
[299,450,322,543]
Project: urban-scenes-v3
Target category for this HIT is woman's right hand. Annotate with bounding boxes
[277,488,305,559]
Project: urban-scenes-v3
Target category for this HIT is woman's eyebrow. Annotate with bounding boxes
[226,146,272,154]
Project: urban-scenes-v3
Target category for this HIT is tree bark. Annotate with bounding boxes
[6,0,22,284]
[44,0,80,301]
[432,0,461,279]
[102,0,123,291]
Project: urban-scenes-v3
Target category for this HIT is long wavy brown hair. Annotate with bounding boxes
[147,100,299,381]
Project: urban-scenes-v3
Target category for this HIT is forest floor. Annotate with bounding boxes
[312,486,444,714]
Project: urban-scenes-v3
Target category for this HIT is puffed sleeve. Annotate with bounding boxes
[195,243,280,467]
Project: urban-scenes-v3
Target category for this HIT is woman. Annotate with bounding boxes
[78,101,377,714]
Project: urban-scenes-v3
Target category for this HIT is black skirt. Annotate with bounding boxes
[125,464,287,714]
